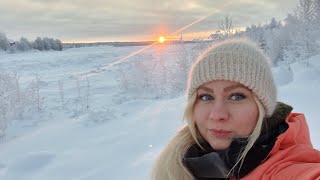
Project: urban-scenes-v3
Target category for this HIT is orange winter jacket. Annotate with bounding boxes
[242,113,320,180]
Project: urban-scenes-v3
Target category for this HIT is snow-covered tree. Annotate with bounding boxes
[314,0,320,25]
[208,30,223,41]
[243,24,266,52]
[282,11,319,63]
[42,37,52,50]
[33,37,44,51]
[32,37,63,51]
[218,14,234,38]
[0,32,10,51]
[265,18,282,29]
[16,37,33,51]
[0,72,34,137]
[53,39,63,51]
[294,0,316,23]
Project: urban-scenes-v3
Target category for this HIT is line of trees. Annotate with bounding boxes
[0,32,63,53]
[209,0,320,65]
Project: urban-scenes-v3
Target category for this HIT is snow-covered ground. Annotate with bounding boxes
[0,44,319,180]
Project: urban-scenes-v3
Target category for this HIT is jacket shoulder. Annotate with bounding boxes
[243,113,320,180]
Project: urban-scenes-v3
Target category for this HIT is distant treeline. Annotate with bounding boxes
[0,32,63,53]
[63,40,197,49]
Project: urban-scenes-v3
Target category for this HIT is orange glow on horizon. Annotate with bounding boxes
[63,29,242,43]
[62,31,211,43]
[158,36,166,43]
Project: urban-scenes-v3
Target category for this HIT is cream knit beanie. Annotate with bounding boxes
[187,39,277,116]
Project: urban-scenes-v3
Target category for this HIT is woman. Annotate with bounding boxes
[151,39,320,180]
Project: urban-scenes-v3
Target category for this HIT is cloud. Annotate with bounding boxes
[0,0,298,42]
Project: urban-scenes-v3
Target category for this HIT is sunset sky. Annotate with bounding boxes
[0,0,298,43]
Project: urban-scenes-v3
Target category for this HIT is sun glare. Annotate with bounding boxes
[158,36,166,43]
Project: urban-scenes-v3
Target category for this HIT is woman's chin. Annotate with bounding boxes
[208,140,231,151]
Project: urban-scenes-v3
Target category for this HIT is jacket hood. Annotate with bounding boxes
[268,111,313,157]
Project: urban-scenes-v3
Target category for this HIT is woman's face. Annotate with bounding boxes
[193,80,259,150]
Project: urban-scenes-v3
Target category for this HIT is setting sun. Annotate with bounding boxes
[158,36,166,43]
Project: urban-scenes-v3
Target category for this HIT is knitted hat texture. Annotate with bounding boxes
[187,39,277,116]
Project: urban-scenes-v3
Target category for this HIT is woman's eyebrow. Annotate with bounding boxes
[198,86,213,93]
[223,84,246,92]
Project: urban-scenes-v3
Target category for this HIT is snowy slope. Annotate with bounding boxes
[0,44,319,180]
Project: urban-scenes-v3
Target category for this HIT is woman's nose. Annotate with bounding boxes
[208,102,229,121]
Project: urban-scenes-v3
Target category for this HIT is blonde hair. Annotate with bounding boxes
[227,95,265,177]
[151,93,265,180]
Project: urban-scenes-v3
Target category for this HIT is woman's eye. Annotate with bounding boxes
[229,93,246,101]
[198,94,214,101]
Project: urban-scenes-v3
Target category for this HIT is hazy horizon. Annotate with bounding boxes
[1,0,298,43]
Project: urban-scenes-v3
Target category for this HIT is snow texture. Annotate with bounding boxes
[0,43,319,180]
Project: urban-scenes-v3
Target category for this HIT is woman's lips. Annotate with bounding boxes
[208,129,232,138]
